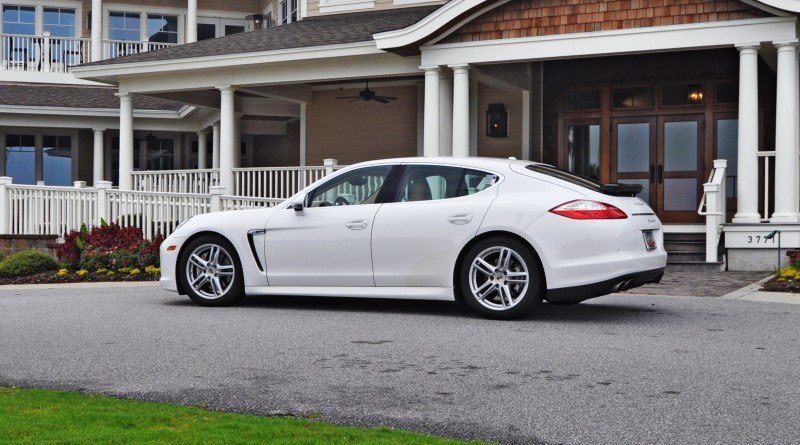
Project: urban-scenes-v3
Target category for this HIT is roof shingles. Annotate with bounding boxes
[82,7,438,67]
[0,83,184,111]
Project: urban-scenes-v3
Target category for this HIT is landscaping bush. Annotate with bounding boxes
[0,251,58,277]
[56,221,163,272]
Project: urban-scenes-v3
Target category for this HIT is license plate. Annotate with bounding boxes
[643,230,657,251]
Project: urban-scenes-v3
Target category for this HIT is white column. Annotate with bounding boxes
[439,71,453,156]
[469,79,478,157]
[211,122,220,169]
[421,66,440,157]
[299,102,307,167]
[218,86,235,193]
[732,44,761,223]
[91,0,102,62]
[186,0,198,43]
[197,130,207,169]
[117,93,134,190]
[92,128,105,185]
[772,40,800,223]
[521,90,531,160]
[451,64,470,158]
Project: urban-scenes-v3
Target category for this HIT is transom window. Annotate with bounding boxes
[43,8,76,37]
[2,5,35,35]
[308,166,392,207]
[394,165,497,202]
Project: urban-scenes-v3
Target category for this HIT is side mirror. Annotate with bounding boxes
[292,195,306,212]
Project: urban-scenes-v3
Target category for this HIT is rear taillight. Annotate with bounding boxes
[549,200,628,220]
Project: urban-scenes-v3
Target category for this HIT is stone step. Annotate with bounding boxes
[667,251,722,262]
[664,240,707,253]
[663,232,707,242]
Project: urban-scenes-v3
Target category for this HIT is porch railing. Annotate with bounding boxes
[0,177,287,240]
[698,159,727,263]
[102,39,175,60]
[233,159,340,198]
[757,151,776,221]
[1,33,91,73]
[133,169,219,194]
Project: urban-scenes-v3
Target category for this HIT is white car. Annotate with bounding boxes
[160,157,667,319]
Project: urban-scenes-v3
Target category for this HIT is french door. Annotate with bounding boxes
[612,115,705,223]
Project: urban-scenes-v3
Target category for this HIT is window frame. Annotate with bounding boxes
[102,4,186,44]
[0,0,81,37]
[0,128,77,185]
[305,164,397,208]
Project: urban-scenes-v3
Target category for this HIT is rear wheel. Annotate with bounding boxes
[178,235,245,306]
[459,236,544,319]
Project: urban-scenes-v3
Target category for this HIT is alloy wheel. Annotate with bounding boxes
[468,246,530,311]
[185,243,236,300]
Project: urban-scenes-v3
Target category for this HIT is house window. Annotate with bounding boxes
[43,8,76,37]
[566,90,600,112]
[108,12,140,41]
[567,124,600,180]
[280,0,298,24]
[661,84,705,107]
[43,135,72,186]
[2,5,36,35]
[147,14,178,43]
[5,134,36,185]
[145,137,175,170]
[612,87,654,109]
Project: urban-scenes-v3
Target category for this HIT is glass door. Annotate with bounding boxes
[612,118,656,205]
[657,115,704,223]
[565,119,602,181]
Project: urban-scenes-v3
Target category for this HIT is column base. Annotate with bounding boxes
[732,213,762,224]
[770,212,800,223]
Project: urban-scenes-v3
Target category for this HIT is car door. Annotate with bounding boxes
[371,164,500,287]
[264,164,394,287]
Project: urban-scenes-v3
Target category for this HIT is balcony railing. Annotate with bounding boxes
[0,33,176,74]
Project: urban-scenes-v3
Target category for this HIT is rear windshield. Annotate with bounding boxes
[526,164,602,192]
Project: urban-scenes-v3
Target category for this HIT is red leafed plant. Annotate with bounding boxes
[57,219,163,270]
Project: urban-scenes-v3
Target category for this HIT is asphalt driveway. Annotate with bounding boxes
[0,283,798,445]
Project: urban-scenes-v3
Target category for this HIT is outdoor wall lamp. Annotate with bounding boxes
[486,103,508,138]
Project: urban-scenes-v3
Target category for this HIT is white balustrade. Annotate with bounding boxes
[1,34,91,73]
[698,160,727,263]
[133,169,219,194]
[105,190,211,240]
[221,196,283,211]
[102,39,175,59]
[4,183,97,235]
[233,166,329,198]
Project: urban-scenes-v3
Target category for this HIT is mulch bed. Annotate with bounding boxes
[761,276,800,293]
[0,271,159,286]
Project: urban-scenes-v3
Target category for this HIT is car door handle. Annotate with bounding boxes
[447,213,473,225]
[345,219,369,230]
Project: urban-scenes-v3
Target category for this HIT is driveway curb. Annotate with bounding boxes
[0,281,160,291]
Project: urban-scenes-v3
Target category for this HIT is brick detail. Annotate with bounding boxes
[441,0,770,43]
[0,235,58,257]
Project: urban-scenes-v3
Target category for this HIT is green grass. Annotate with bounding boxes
[0,387,488,445]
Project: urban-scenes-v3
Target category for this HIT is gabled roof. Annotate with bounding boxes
[80,7,439,68]
[0,83,183,111]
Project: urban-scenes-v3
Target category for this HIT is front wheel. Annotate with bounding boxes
[459,237,544,319]
[178,235,245,306]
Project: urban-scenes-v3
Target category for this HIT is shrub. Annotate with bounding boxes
[0,251,59,277]
[57,222,163,271]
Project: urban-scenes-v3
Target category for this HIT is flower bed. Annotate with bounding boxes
[0,268,159,285]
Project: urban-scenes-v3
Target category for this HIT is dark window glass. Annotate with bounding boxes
[566,90,600,111]
[716,81,738,104]
[5,134,36,185]
[612,87,653,109]
[567,124,600,180]
[224,25,245,35]
[146,138,174,170]
[42,135,72,186]
[197,23,216,40]
[662,84,705,107]
[308,165,392,207]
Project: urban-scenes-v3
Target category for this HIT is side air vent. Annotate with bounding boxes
[247,229,266,272]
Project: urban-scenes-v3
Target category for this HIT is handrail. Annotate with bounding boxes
[698,159,727,263]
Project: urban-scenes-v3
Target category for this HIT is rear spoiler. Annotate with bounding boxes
[599,183,643,197]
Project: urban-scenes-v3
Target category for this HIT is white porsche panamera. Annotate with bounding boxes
[160,157,667,319]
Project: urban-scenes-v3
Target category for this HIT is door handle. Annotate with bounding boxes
[345,219,369,230]
[649,165,655,184]
[657,165,664,184]
[447,213,473,225]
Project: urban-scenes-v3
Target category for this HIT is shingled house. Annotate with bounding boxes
[1,0,799,270]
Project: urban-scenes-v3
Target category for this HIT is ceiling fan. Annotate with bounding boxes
[335,80,398,104]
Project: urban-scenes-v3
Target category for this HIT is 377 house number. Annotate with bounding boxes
[745,235,775,244]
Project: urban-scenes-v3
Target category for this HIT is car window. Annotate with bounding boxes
[307,165,392,207]
[394,165,498,202]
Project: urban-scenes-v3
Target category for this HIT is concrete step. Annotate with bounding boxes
[663,233,707,242]
[666,261,725,272]
[667,252,722,262]
[664,241,707,253]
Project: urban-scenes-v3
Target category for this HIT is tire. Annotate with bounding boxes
[178,234,245,307]
[546,298,586,305]
[459,236,544,320]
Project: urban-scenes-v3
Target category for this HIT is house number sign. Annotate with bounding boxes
[726,231,800,249]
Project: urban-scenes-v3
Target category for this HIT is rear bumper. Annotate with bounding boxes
[546,267,665,303]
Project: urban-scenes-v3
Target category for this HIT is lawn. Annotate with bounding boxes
[0,387,488,445]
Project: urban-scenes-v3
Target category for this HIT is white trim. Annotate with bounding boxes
[739,0,793,16]
[421,17,798,66]
[393,0,444,5]
[71,41,382,79]
[373,0,487,50]
[0,71,104,85]
[0,104,182,119]
[318,0,374,14]
[756,0,800,13]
